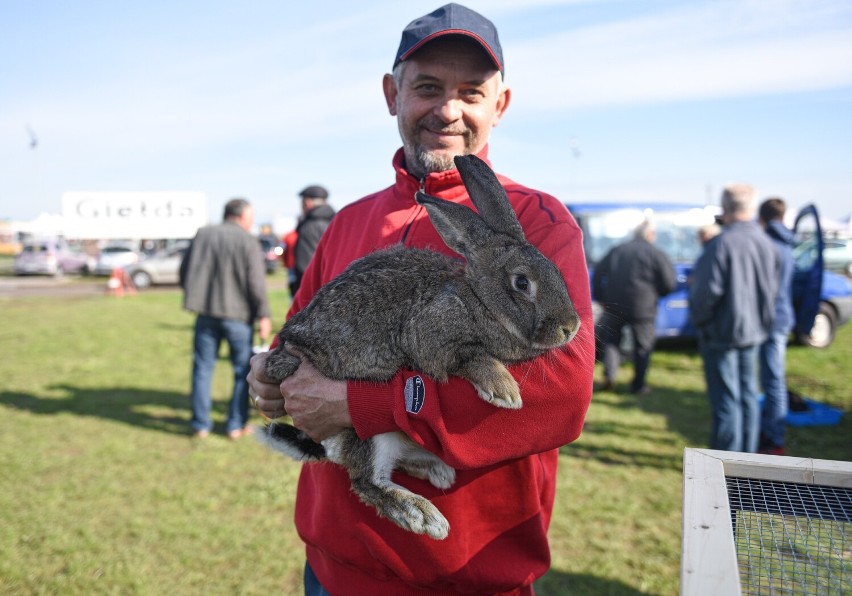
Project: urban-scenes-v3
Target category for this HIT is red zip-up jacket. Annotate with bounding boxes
[285,147,594,595]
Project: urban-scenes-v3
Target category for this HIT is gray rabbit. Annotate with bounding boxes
[259,154,580,540]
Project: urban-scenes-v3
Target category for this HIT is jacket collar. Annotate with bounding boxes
[765,219,793,245]
[390,146,493,203]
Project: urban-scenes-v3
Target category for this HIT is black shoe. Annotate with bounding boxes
[632,386,652,396]
[598,380,615,392]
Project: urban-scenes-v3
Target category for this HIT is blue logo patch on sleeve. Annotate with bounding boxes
[404,375,426,414]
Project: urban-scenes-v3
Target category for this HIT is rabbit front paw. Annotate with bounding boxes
[460,359,523,409]
[474,373,523,410]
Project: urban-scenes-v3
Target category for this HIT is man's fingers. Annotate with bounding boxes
[253,395,286,420]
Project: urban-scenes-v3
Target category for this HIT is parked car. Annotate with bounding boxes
[789,205,852,347]
[566,202,852,349]
[123,244,188,288]
[822,237,852,277]
[258,234,284,274]
[14,238,94,276]
[94,244,140,276]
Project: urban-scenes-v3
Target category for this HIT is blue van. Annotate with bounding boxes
[566,202,852,348]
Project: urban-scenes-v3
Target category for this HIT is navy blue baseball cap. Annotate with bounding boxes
[393,3,504,75]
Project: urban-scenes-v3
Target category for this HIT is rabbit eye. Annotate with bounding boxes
[512,274,531,293]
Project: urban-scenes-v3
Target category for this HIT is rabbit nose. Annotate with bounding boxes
[562,316,581,344]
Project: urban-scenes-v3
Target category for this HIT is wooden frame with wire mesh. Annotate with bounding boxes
[681,448,851,595]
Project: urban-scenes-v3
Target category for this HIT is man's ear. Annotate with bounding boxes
[492,85,511,128]
[382,74,398,116]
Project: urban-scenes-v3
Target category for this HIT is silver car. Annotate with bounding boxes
[123,245,188,288]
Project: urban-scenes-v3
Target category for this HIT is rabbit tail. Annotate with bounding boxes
[258,422,327,461]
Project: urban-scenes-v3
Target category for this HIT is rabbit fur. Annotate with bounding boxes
[259,154,580,540]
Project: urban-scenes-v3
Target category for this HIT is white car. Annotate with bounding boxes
[94,244,140,276]
[823,238,852,277]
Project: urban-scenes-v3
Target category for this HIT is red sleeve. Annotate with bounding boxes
[348,203,595,470]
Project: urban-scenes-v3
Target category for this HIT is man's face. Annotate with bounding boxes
[238,205,255,232]
[383,37,510,179]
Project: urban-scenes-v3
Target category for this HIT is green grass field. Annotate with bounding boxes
[1,276,849,595]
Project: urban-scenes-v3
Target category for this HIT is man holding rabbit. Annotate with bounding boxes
[248,4,595,594]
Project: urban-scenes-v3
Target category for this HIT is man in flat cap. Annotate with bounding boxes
[290,184,334,297]
[249,4,594,594]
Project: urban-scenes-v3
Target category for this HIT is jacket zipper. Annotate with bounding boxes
[400,177,427,246]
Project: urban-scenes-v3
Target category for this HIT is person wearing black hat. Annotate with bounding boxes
[290,184,334,297]
[248,5,593,595]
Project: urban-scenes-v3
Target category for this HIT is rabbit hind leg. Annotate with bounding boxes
[347,432,450,540]
[397,446,456,489]
[350,474,450,540]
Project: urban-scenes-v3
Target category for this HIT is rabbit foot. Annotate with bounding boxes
[353,479,450,540]
[427,462,456,489]
[460,359,523,409]
[475,385,523,410]
[398,458,456,489]
[383,493,450,540]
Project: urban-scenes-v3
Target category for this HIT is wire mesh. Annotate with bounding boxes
[726,476,851,595]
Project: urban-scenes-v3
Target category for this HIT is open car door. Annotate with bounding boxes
[791,204,825,344]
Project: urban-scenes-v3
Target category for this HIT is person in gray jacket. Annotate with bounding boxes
[689,184,779,453]
[593,220,676,394]
[180,198,272,439]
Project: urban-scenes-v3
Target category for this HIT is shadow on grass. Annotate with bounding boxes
[562,341,712,471]
[535,568,651,595]
[560,387,711,472]
[0,384,211,436]
[632,387,710,448]
[560,388,711,470]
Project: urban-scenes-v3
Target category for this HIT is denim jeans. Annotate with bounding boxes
[304,562,332,596]
[759,331,788,449]
[189,314,253,434]
[700,343,760,453]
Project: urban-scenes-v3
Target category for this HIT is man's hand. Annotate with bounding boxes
[248,346,351,443]
[248,351,288,419]
[257,316,272,343]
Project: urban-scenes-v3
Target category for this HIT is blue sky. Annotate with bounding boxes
[2,0,851,231]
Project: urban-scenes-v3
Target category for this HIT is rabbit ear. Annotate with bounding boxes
[454,155,525,241]
[416,192,491,257]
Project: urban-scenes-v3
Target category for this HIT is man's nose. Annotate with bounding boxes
[434,96,463,122]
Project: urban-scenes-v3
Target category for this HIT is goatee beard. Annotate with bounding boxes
[402,118,474,179]
[412,148,456,177]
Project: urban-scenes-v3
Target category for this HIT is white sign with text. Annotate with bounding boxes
[62,192,208,239]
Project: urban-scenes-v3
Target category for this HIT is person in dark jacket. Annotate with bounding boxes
[757,197,795,455]
[290,185,335,297]
[593,220,676,394]
[180,198,272,439]
[689,184,779,453]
